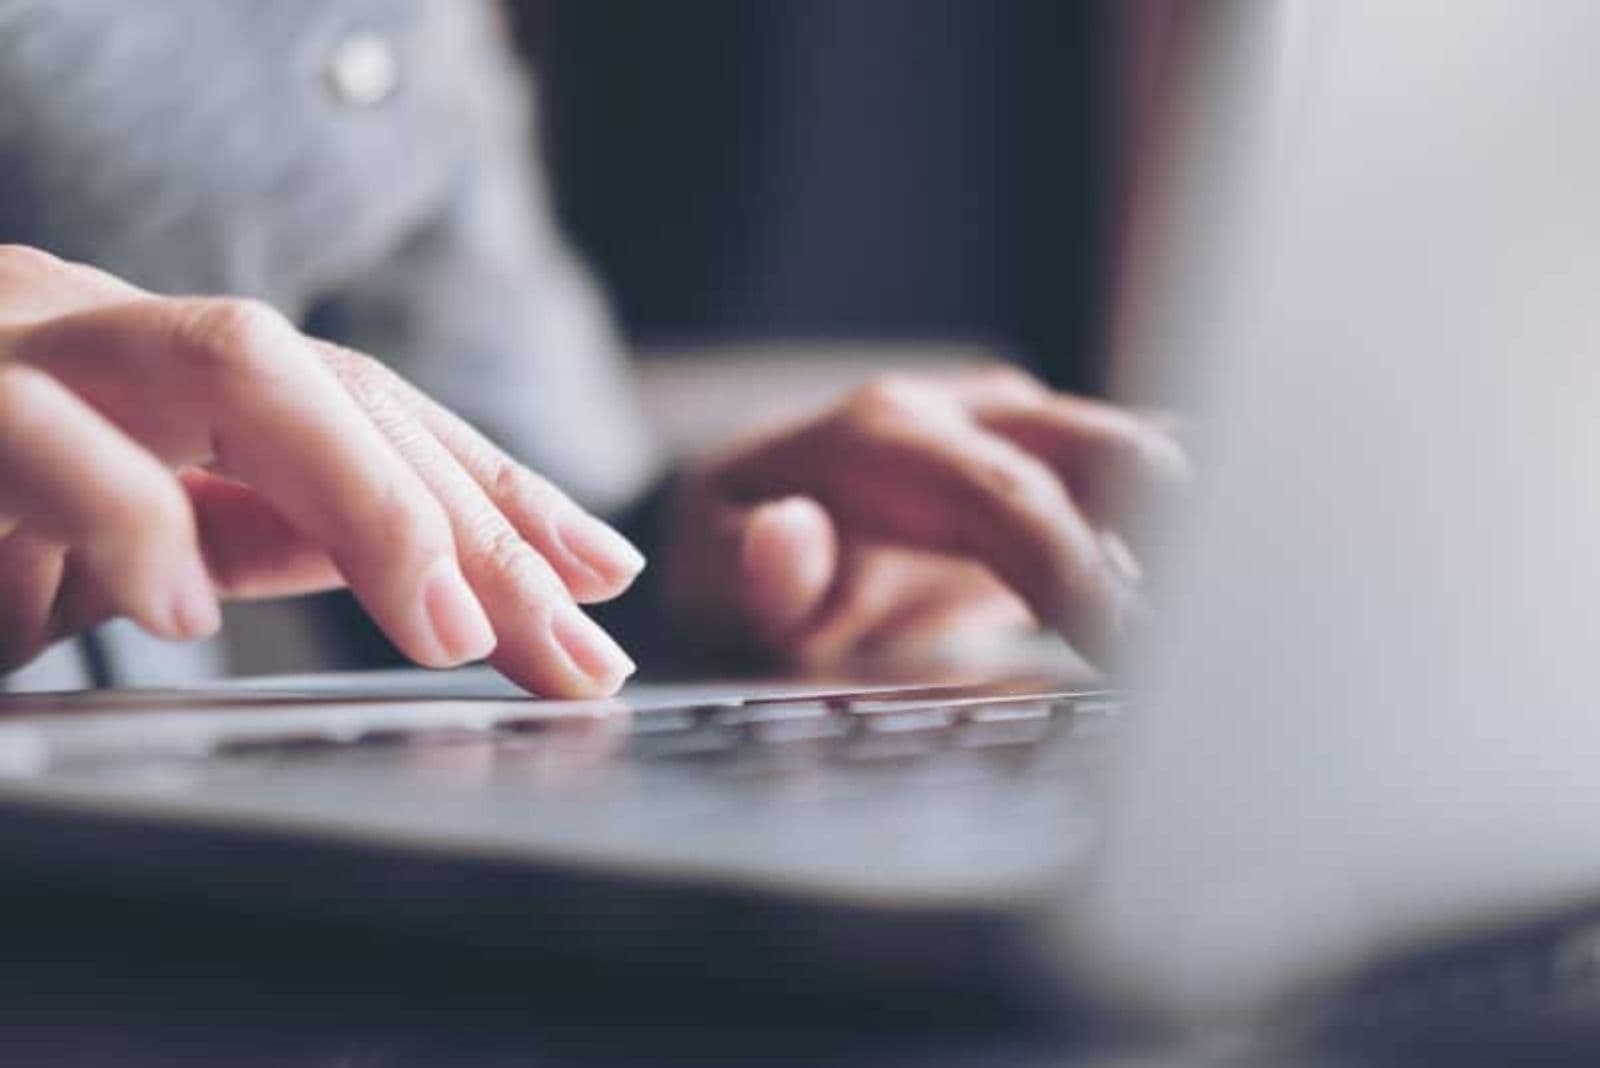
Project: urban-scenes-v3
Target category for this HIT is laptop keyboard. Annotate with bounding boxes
[211,686,1122,779]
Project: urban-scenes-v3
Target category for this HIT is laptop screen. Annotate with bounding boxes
[1074,0,1600,1021]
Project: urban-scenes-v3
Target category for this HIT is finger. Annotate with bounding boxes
[737,496,839,642]
[181,470,343,599]
[0,244,143,328]
[15,299,495,670]
[928,363,1189,530]
[1136,408,1194,444]
[843,595,1032,669]
[854,568,1034,657]
[720,381,1131,660]
[315,342,645,604]
[971,393,1191,528]
[1099,529,1144,587]
[0,363,218,640]
[0,529,68,672]
[778,547,916,670]
[663,487,839,656]
[783,549,1032,669]
[325,385,635,697]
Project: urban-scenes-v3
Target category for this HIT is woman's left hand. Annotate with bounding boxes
[662,365,1188,670]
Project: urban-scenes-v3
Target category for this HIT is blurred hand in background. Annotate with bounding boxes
[664,365,1187,671]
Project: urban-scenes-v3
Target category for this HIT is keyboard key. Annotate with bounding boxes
[858,708,958,735]
[711,702,832,727]
[1069,697,1124,718]
[496,716,556,734]
[952,717,1053,749]
[964,701,1053,724]
[748,716,849,745]
[845,690,1096,715]
[630,725,740,760]
[625,709,702,736]
[353,726,489,748]
[215,732,347,757]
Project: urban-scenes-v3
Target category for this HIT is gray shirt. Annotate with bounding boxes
[0,0,658,689]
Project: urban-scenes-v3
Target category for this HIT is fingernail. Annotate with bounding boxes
[557,512,646,581]
[422,561,497,665]
[169,558,221,639]
[550,601,636,690]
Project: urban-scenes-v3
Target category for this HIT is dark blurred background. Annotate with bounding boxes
[510,0,1128,396]
[293,0,1172,675]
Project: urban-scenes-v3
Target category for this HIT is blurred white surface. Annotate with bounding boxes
[1080,0,1600,1021]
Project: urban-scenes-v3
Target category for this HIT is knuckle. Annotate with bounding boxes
[352,477,450,557]
[845,375,930,423]
[966,452,1058,513]
[478,523,531,578]
[0,243,63,277]
[475,521,560,598]
[486,457,530,502]
[486,456,562,517]
[334,352,410,431]
[0,364,56,428]
[972,362,1042,400]
[175,298,299,383]
[326,347,391,402]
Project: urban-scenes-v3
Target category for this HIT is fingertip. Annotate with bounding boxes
[1141,429,1194,485]
[487,602,636,698]
[1055,560,1142,668]
[550,600,636,695]
[168,555,221,640]
[419,559,497,667]
[88,539,219,644]
[739,496,838,636]
[555,511,647,603]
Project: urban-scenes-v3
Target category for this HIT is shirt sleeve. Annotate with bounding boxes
[301,40,661,517]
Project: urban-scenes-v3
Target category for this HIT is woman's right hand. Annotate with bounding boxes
[0,245,643,696]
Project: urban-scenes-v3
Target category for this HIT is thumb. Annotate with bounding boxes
[736,495,839,641]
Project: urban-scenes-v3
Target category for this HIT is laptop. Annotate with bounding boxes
[2,0,1598,1039]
